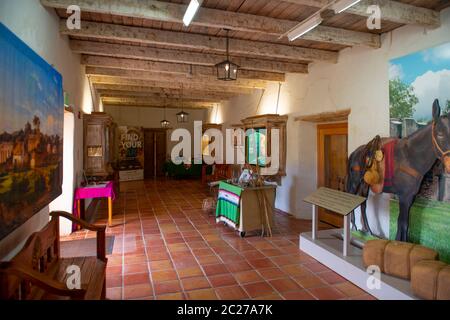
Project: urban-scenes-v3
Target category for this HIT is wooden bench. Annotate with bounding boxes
[0,211,107,300]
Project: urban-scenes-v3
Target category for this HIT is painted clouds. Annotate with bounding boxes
[412,70,450,120]
[389,41,450,121]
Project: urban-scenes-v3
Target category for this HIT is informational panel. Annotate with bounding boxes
[118,126,144,181]
[303,187,366,216]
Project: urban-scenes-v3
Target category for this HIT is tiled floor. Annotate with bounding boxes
[62,179,375,300]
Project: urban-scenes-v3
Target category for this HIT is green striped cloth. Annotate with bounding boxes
[216,182,243,227]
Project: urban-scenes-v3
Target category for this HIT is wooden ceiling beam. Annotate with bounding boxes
[98,90,232,102]
[102,97,213,109]
[89,75,255,95]
[71,40,308,74]
[81,55,285,82]
[41,0,379,48]
[283,0,440,28]
[60,20,338,63]
[85,66,269,89]
[93,84,235,99]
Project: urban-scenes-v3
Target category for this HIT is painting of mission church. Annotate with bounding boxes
[0,23,63,240]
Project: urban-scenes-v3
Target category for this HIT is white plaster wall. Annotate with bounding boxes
[214,8,450,238]
[0,0,92,259]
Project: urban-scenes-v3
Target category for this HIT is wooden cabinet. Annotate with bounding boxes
[83,112,116,180]
[239,114,288,177]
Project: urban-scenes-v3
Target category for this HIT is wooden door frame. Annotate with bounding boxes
[317,122,348,227]
[143,128,168,178]
[317,122,348,188]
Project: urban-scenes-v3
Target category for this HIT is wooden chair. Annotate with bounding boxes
[0,211,107,300]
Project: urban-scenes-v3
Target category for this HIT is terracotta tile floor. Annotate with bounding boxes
[62,179,375,300]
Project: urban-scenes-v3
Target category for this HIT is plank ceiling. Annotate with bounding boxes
[41,0,450,110]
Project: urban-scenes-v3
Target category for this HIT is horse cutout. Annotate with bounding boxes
[346,99,450,242]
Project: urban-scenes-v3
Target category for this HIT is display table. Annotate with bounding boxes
[73,181,116,229]
[216,181,276,237]
[303,187,366,256]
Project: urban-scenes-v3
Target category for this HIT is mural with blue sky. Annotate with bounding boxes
[389,42,450,262]
[389,42,450,121]
[0,22,63,136]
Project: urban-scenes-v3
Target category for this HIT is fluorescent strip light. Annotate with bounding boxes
[183,0,203,27]
[332,0,362,14]
[287,15,323,42]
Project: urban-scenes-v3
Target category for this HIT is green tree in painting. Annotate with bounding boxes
[443,100,450,114]
[389,78,419,119]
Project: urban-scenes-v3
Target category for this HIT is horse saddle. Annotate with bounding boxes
[363,137,397,194]
[365,154,385,194]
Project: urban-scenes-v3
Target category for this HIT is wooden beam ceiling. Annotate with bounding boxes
[283,0,440,28]
[71,40,309,74]
[41,0,380,48]
[60,20,339,63]
[41,0,443,113]
[81,55,285,82]
[85,66,269,89]
[89,75,256,95]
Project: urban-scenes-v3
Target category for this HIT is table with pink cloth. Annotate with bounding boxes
[73,181,116,230]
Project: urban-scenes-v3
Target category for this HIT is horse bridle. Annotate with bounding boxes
[432,121,450,161]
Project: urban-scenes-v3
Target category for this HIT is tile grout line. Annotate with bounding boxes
[184,196,255,300]
[137,186,157,300]
[153,182,190,299]
[121,190,127,300]
[179,201,225,300]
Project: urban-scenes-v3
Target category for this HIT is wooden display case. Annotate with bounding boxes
[83,112,116,180]
[239,114,288,177]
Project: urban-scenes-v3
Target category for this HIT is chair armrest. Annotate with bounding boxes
[0,262,86,299]
[50,211,105,232]
[50,211,107,262]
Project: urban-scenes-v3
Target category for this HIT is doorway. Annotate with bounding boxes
[317,123,348,227]
[143,128,167,178]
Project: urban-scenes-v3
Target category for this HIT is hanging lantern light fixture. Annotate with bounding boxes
[215,29,239,81]
[177,109,189,123]
[177,85,189,123]
[160,105,170,128]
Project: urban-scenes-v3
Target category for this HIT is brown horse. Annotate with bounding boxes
[346,99,450,242]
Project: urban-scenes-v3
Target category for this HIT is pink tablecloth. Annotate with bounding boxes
[73,181,115,230]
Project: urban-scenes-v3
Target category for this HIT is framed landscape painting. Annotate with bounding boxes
[0,23,63,240]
